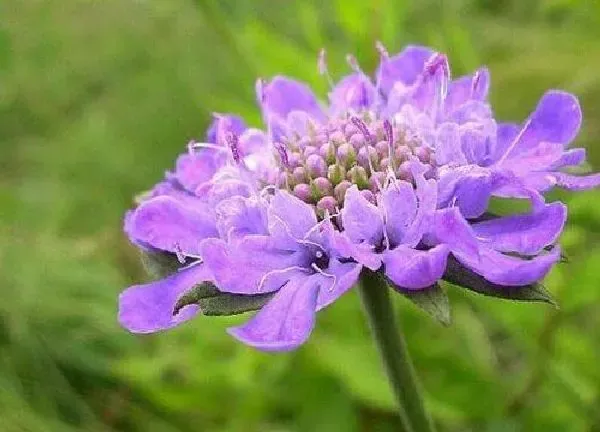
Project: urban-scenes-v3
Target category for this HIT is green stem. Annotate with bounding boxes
[359,270,437,432]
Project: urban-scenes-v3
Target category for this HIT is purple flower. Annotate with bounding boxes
[201,192,361,351]
[118,42,598,351]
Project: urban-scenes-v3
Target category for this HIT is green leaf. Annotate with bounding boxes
[173,282,274,317]
[443,255,558,306]
[391,281,452,326]
[172,281,220,315]
[198,292,274,316]
[139,249,181,279]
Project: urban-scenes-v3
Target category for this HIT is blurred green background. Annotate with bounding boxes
[2,0,600,431]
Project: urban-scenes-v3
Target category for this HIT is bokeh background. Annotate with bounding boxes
[2,1,600,431]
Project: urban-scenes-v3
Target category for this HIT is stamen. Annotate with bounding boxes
[256,266,311,292]
[274,142,290,168]
[187,141,228,154]
[375,41,389,59]
[383,119,396,173]
[310,263,337,292]
[425,53,450,100]
[318,48,334,88]
[350,116,374,145]
[173,243,186,264]
[346,54,362,73]
[472,70,482,97]
[255,78,266,103]
[225,132,241,164]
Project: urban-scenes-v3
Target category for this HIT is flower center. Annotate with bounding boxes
[271,111,436,215]
[313,249,330,271]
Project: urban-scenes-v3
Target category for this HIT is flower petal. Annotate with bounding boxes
[268,191,318,241]
[341,185,384,245]
[430,207,480,257]
[227,276,319,351]
[435,122,467,165]
[551,148,586,169]
[445,67,490,113]
[316,260,362,310]
[258,76,326,122]
[127,196,218,256]
[552,172,600,191]
[510,91,582,156]
[329,73,377,114]
[454,247,561,287]
[200,237,304,295]
[472,202,567,255]
[173,149,227,193]
[118,262,211,333]
[380,181,417,247]
[205,114,246,144]
[376,45,434,96]
[215,196,268,241]
[383,245,450,290]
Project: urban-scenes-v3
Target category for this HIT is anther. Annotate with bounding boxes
[375,41,389,59]
[225,132,241,164]
[350,116,375,145]
[318,49,335,88]
[346,54,362,73]
[274,142,290,168]
[255,78,266,103]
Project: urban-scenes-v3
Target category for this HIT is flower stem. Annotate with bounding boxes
[358,270,436,432]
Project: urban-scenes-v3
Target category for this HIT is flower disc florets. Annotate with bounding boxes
[270,112,436,215]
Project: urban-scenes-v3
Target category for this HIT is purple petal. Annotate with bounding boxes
[461,127,491,166]
[438,166,500,219]
[341,185,384,245]
[227,276,319,351]
[430,207,480,258]
[401,168,438,246]
[173,148,227,193]
[509,91,582,156]
[551,148,586,169]
[200,237,304,294]
[472,202,567,255]
[195,176,252,207]
[205,114,247,144]
[215,196,268,241]
[445,67,490,113]
[316,260,362,310]
[127,196,218,256]
[258,76,326,123]
[491,123,520,161]
[435,122,468,165]
[118,262,211,333]
[454,247,561,287]
[552,172,600,191]
[410,53,451,118]
[383,245,450,290]
[331,230,381,271]
[238,128,269,156]
[376,45,434,96]
[498,141,565,173]
[329,73,377,114]
[268,191,318,241]
[380,181,417,247]
[447,100,493,125]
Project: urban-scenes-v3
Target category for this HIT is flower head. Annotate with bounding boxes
[119,43,598,351]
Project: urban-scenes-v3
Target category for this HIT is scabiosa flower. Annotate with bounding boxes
[119,43,598,354]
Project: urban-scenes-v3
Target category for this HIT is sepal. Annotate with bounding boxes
[385,276,452,326]
[443,255,558,306]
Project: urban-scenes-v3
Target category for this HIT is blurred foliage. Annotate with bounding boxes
[1,0,600,431]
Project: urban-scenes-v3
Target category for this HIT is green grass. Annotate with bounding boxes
[2,0,600,430]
